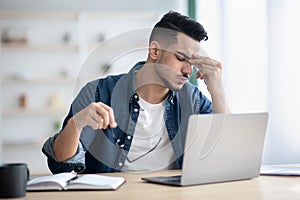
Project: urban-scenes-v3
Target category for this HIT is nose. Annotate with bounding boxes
[181,61,193,75]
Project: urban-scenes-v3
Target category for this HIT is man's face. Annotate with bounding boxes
[155,33,200,91]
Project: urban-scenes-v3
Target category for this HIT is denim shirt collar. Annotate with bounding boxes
[127,61,144,100]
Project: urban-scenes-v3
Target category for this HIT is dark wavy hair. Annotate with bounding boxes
[149,11,208,47]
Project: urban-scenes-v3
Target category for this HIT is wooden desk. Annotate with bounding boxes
[22,170,300,200]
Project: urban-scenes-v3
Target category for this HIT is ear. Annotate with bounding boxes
[148,41,160,61]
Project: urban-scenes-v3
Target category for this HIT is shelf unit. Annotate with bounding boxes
[0,11,161,146]
[2,108,68,117]
[1,43,79,51]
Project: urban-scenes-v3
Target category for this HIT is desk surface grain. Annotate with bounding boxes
[19,170,300,200]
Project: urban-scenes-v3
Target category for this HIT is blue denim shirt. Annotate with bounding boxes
[42,61,212,174]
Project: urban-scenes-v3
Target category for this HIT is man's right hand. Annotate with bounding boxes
[74,102,118,131]
[53,102,117,162]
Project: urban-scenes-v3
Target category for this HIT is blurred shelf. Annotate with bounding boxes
[2,141,52,175]
[0,11,159,21]
[0,43,79,51]
[2,138,44,147]
[0,11,78,20]
[3,108,68,116]
[1,77,76,84]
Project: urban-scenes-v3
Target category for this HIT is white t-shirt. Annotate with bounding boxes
[122,97,176,171]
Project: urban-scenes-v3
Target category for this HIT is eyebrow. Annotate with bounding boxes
[176,51,192,61]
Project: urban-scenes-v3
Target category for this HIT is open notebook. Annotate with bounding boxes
[260,165,300,176]
[27,172,125,191]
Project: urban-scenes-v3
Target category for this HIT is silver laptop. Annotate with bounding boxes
[142,113,269,186]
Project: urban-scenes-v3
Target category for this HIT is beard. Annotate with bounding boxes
[154,63,187,92]
[151,51,189,91]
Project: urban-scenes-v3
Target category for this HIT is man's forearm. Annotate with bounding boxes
[53,118,82,162]
[211,91,231,113]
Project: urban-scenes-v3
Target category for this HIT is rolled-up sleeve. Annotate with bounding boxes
[42,80,100,174]
[42,133,86,174]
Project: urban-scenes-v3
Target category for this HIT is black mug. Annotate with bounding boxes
[0,163,30,198]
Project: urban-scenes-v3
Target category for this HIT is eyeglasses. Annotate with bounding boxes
[126,136,162,163]
[110,128,163,163]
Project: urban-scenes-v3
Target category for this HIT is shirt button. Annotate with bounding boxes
[127,135,132,140]
[118,162,123,167]
[134,108,139,112]
[76,166,83,171]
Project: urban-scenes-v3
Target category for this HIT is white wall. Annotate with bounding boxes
[198,0,268,113]
[0,0,185,12]
[264,0,300,164]
[197,0,300,164]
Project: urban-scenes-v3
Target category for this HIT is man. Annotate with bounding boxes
[42,11,230,174]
